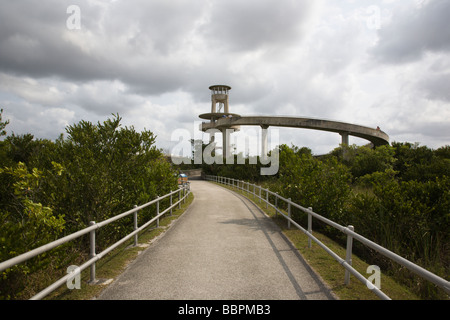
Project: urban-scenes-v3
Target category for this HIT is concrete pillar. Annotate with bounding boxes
[340,132,349,160]
[340,132,349,146]
[224,96,229,113]
[222,129,232,158]
[261,125,269,158]
[211,96,216,113]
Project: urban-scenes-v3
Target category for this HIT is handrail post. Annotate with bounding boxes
[266,189,268,209]
[259,185,261,203]
[178,188,181,209]
[170,190,173,216]
[288,198,291,229]
[156,197,160,228]
[345,225,355,285]
[89,221,96,284]
[275,193,278,217]
[308,207,313,249]
[133,205,138,246]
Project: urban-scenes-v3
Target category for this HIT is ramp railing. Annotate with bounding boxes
[0,184,190,300]
[206,175,450,300]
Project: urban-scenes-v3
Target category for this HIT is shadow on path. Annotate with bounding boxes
[222,188,336,300]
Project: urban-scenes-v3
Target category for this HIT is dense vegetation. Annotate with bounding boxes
[203,142,449,299]
[0,111,178,299]
[1,107,448,299]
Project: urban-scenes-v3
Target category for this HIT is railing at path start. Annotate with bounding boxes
[206,175,450,300]
[0,184,191,300]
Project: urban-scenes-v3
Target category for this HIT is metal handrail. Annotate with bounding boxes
[0,184,191,300]
[207,175,450,299]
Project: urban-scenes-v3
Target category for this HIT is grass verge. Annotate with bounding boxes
[217,182,420,300]
[45,192,194,300]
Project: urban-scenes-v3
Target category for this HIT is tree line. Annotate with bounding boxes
[0,111,178,299]
[1,107,448,299]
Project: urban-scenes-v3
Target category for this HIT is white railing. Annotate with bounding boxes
[206,175,450,300]
[0,184,191,300]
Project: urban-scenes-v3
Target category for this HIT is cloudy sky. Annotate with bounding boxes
[0,0,449,155]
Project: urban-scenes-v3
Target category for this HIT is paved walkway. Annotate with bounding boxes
[97,180,336,300]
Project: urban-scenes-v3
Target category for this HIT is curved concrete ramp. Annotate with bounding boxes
[201,116,389,147]
[97,180,336,300]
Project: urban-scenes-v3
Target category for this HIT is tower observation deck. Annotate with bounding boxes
[199,85,241,157]
[199,85,241,122]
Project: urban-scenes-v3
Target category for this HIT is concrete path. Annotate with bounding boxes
[97,180,336,300]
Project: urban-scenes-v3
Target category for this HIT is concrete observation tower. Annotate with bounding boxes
[199,84,389,159]
[199,85,241,157]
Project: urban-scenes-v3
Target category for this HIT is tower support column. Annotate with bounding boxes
[261,125,269,159]
[340,132,349,146]
[222,128,232,159]
[340,132,349,160]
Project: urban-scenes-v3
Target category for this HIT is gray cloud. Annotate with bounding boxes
[417,72,450,102]
[0,0,449,154]
[201,0,315,52]
[371,0,450,64]
[0,1,107,80]
[0,0,203,93]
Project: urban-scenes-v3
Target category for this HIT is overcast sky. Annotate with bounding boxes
[1,0,449,155]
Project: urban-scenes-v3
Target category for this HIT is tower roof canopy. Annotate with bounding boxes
[209,85,231,91]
